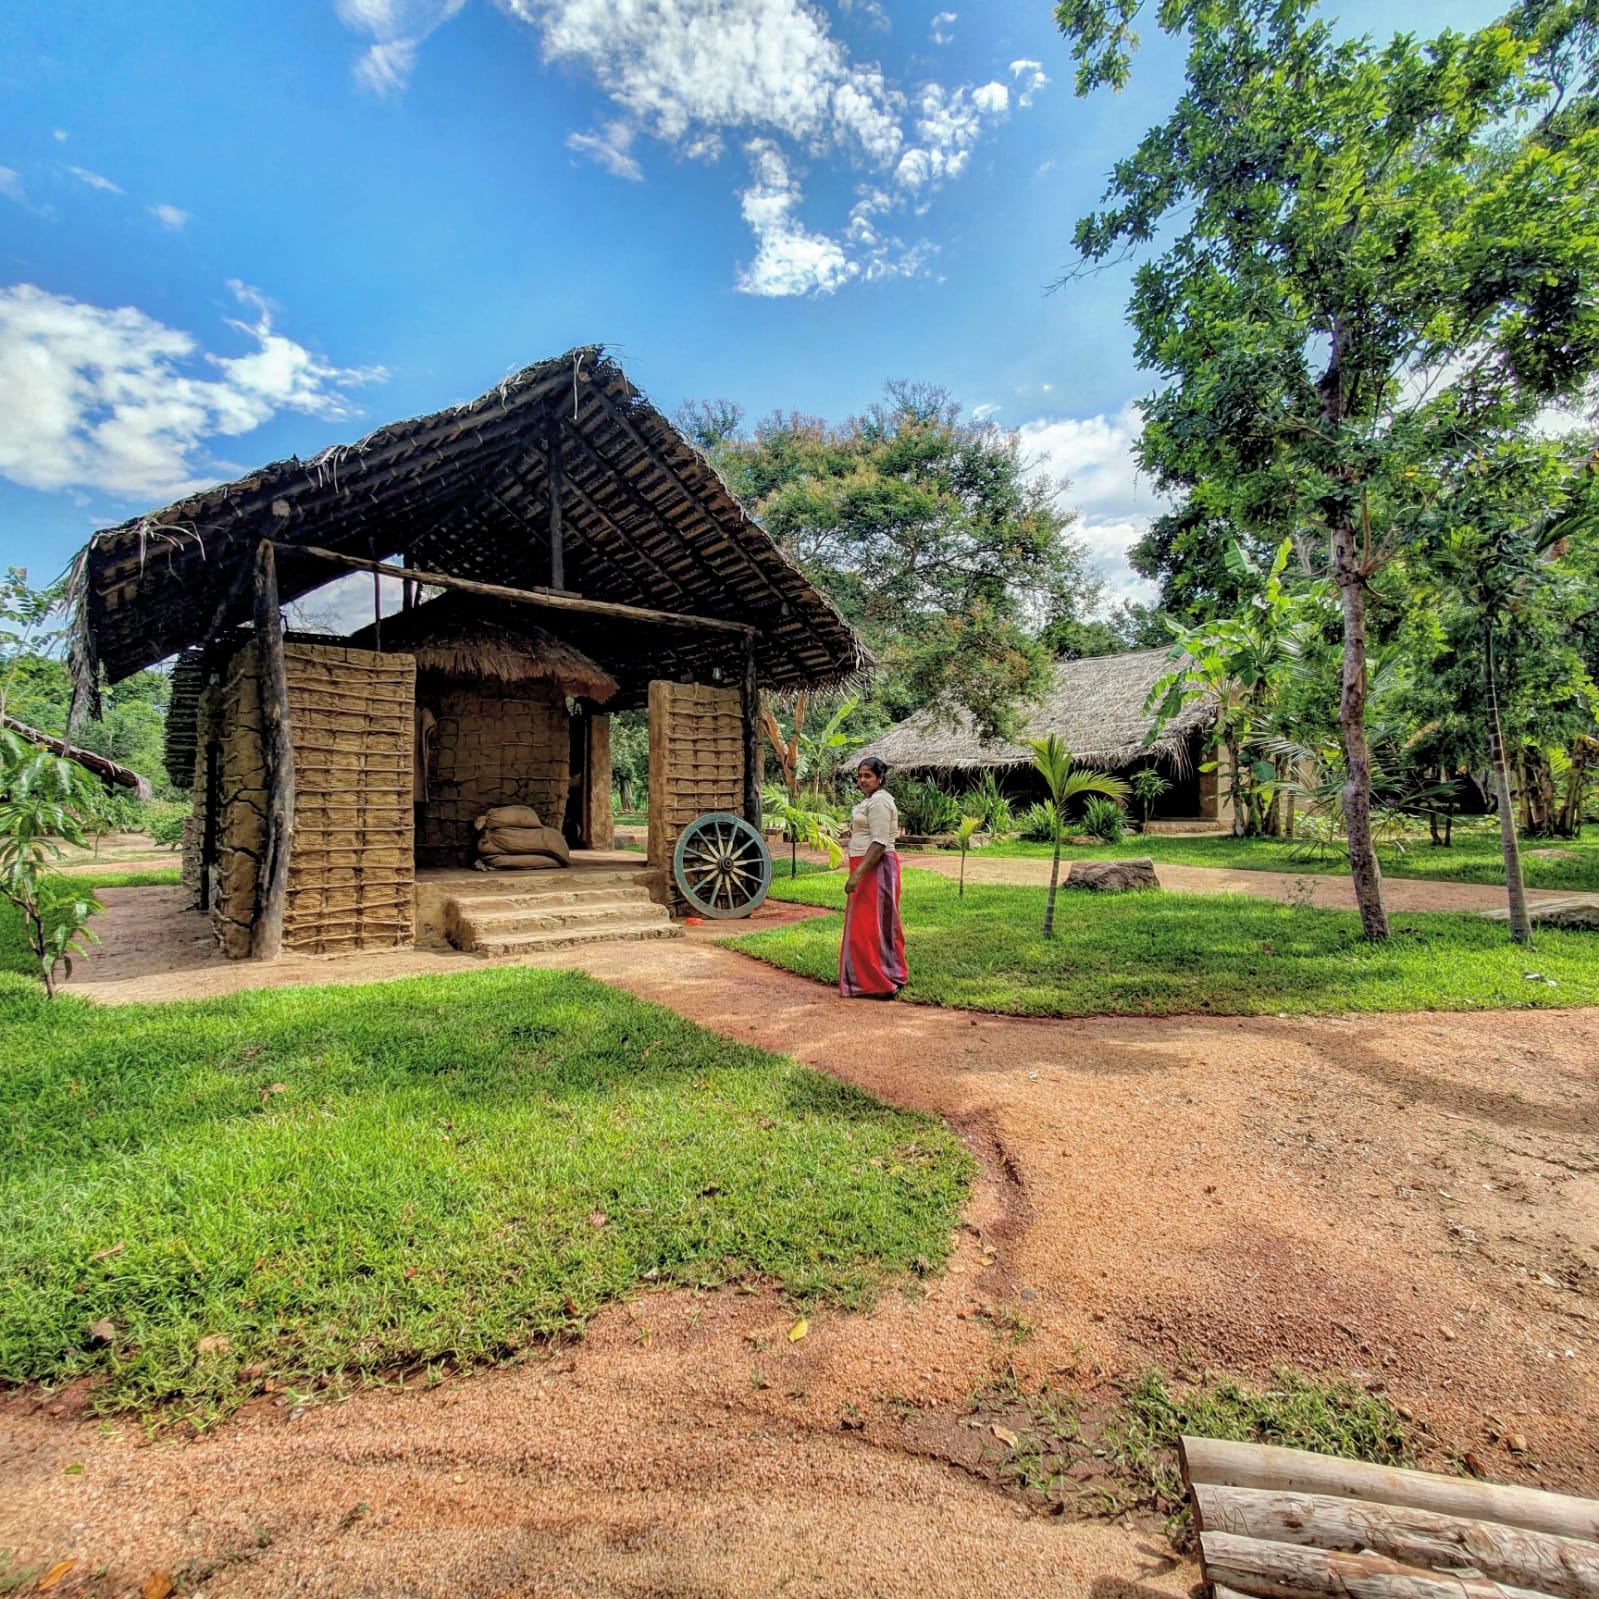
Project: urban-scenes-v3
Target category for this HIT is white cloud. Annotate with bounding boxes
[736,140,856,297]
[150,203,190,230]
[0,168,24,205]
[0,281,387,500]
[566,119,644,180]
[1021,405,1167,604]
[1009,58,1049,107]
[337,0,467,93]
[52,129,69,143]
[930,10,956,44]
[333,0,1044,296]
[971,401,1000,421]
[69,166,123,194]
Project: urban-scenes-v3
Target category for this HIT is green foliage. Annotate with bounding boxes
[698,383,1100,741]
[610,710,648,814]
[747,868,1599,1017]
[146,801,191,849]
[1129,766,1171,826]
[964,770,1016,836]
[1056,0,1599,939]
[1029,735,1131,935]
[1019,801,1061,843]
[0,967,971,1415]
[1081,795,1127,843]
[953,814,984,897]
[895,778,960,837]
[762,783,845,872]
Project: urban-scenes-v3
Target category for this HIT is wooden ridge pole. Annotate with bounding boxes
[741,636,762,830]
[252,539,295,961]
[269,541,758,636]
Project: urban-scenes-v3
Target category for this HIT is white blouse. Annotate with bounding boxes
[848,788,899,857]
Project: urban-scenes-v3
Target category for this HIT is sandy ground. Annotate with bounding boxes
[5,882,1597,1595]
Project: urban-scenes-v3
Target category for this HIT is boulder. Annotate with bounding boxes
[1067,857,1159,893]
[1481,896,1599,931]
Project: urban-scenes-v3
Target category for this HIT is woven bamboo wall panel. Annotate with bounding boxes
[416,681,568,867]
[180,680,218,896]
[646,680,745,907]
[281,643,416,956]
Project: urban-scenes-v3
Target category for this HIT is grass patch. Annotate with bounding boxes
[0,967,971,1417]
[0,868,182,979]
[743,867,1598,1016]
[970,826,1599,893]
[983,1367,1409,1540]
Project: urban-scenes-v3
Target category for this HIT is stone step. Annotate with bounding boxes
[471,918,685,957]
[450,882,656,913]
[457,899,673,938]
[443,885,656,947]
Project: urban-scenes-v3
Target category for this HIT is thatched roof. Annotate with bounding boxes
[345,594,618,702]
[69,347,866,709]
[851,648,1217,774]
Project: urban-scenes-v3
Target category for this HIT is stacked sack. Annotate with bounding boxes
[473,804,571,871]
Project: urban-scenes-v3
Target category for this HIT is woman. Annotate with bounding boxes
[840,756,908,999]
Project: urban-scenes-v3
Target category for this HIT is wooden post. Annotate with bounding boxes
[741,637,762,831]
[252,539,295,961]
[547,412,566,592]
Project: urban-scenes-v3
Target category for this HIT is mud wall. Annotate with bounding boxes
[415,681,568,867]
[280,643,415,956]
[179,682,216,898]
[211,647,268,958]
[646,681,745,907]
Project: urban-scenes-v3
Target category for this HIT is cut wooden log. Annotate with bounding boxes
[1192,1485,1599,1599]
[1201,1530,1550,1599]
[1181,1439,1599,1544]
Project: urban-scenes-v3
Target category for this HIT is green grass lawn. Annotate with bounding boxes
[0,867,183,980]
[961,826,1599,893]
[737,866,1599,1017]
[0,967,970,1416]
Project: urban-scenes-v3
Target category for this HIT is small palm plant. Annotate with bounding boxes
[762,785,844,877]
[953,813,983,897]
[1029,736,1130,936]
[1129,766,1170,828]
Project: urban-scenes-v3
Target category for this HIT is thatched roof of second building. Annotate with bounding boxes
[852,648,1216,773]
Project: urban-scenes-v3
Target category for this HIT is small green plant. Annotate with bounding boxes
[762,784,843,877]
[146,801,191,850]
[1082,795,1127,843]
[1028,736,1129,937]
[1019,801,1060,842]
[896,778,960,837]
[966,771,1016,836]
[954,814,983,896]
[1129,766,1170,827]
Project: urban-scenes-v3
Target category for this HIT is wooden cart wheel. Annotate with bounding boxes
[672,813,772,919]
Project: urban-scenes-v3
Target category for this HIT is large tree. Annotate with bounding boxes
[1054,0,1599,938]
[680,384,1102,741]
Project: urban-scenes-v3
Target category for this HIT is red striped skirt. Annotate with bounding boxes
[839,852,908,998]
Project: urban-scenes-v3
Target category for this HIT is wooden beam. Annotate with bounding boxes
[251,539,295,961]
[270,541,758,637]
[546,409,566,591]
[741,636,762,830]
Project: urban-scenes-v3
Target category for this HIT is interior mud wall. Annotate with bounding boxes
[279,643,415,956]
[646,681,744,907]
[416,681,569,867]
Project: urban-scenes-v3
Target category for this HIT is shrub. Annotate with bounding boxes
[896,778,959,836]
[1020,801,1060,842]
[965,771,1016,836]
[146,801,191,849]
[1083,795,1127,843]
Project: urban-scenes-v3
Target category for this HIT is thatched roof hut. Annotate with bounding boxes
[68,345,866,713]
[852,648,1216,774]
[345,595,619,703]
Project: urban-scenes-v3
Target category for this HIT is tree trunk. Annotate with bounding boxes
[1332,522,1389,939]
[1486,629,1532,946]
[1043,826,1062,936]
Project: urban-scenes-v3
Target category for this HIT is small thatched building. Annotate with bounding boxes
[68,348,865,958]
[851,648,1228,824]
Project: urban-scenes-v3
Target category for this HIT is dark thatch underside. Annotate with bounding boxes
[70,347,865,708]
[345,596,619,703]
[851,648,1217,774]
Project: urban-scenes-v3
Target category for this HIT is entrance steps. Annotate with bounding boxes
[441,869,683,956]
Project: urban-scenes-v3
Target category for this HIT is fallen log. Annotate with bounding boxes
[1182,1439,1599,1545]
[1201,1529,1550,1599]
[1192,1484,1599,1599]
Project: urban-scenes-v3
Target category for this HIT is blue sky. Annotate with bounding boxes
[1,0,1503,617]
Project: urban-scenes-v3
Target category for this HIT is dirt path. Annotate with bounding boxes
[903,850,1599,914]
[9,906,1597,1594]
